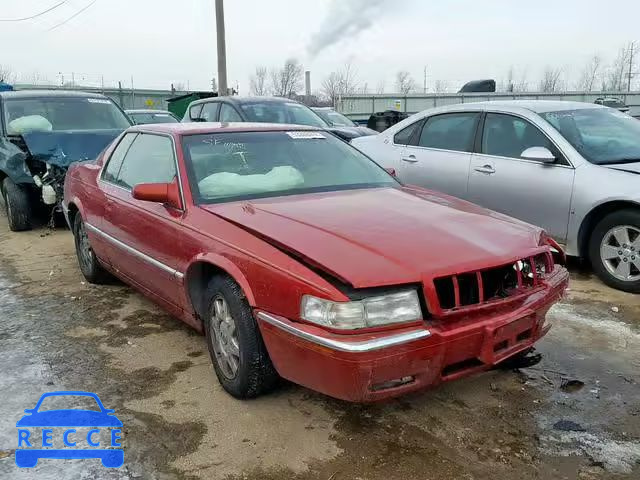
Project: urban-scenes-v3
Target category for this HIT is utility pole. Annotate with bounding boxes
[628,41,637,92]
[423,66,427,93]
[215,0,228,96]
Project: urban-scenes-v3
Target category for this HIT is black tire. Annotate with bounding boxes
[588,209,640,293]
[2,177,32,231]
[73,213,110,284]
[204,275,279,399]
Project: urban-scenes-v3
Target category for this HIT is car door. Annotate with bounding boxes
[100,132,186,309]
[467,112,575,242]
[397,112,480,199]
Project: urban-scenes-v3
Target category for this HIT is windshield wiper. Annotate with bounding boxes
[599,158,640,165]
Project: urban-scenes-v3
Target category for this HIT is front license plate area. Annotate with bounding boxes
[481,314,536,363]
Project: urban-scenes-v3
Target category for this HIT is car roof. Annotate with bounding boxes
[434,99,604,114]
[130,121,323,135]
[193,96,304,106]
[0,89,111,100]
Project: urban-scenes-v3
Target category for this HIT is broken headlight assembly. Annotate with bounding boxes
[300,290,422,330]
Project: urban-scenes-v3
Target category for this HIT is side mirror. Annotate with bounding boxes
[384,167,397,177]
[132,178,183,210]
[521,146,556,163]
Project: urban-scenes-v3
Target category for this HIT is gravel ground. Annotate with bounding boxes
[0,216,638,480]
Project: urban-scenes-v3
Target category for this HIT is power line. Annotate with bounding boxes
[0,1,68,22]
[48,0,98,31]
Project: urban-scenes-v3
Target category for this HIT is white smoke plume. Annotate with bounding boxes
[307,0,389,58]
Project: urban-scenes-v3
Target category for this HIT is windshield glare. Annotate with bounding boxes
[183,131,397,203]
[4,97,131,134]
[316,109,356,127]
[239,102,327,128]
[541,108,640,165]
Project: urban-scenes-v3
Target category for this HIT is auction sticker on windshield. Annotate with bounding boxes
[286,131,326,139]
[14,391,124,468]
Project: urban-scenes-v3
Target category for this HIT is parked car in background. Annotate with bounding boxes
[63,122,567,402]
[126,109,180,125]
[353,100,640,292]
[312,106,378,136]
[594,97,630,113]
[182,96,376,142]
[0,90,131,231]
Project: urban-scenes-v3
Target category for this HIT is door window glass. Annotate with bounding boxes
[418,113,478,152]
[102,133,137,183]
[219,104,243,122]
[200,102,219,122]
[115,134,176,189]
[393,121,422,145]
[482,113,554,159]
[189,104,203,121]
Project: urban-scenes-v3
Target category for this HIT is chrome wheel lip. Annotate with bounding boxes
[600,225,640,282]
[209,295,240,380]
[76,220,94,271]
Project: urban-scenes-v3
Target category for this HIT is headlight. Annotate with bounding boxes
[300,290,422,330]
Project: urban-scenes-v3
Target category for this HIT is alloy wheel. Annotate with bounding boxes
[209,295,240,379]
[600,225,640,282]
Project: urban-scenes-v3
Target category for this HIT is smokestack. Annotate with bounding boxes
[305,71,311,97]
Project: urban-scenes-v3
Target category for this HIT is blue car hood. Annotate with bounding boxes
[16,409,123,427]
[20,129,123,168]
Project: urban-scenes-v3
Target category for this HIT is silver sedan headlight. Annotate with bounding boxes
[300,290,422,330]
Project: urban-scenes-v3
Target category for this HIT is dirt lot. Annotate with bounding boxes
[0,215,639,480]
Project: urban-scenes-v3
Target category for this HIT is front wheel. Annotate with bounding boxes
[589,209,640,293]
[73,213,110,284]
[204,275,279,398]
[2,177,32,231]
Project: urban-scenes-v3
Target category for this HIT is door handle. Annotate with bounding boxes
[401,154,418,163]
[474,164,496,174]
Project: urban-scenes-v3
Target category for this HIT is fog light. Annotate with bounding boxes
[370,376,415,392]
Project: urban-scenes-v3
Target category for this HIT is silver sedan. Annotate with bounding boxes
[352,100,640,293]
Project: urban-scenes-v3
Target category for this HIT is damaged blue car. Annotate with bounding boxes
[0,90,131,231]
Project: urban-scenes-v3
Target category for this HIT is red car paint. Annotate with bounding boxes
[63,122,569,402]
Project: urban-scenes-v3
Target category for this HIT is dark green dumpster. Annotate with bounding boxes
[167,92,217,119]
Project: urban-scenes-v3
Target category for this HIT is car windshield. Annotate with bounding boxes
[129,112,178,125]
[238,101,327,128]
[36,395,101,412]
[540,108,640,165]
[315,109,356,127]
[182,130,397,203]
[4,97,131,134]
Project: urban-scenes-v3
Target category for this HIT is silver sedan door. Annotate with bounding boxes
[468,112,575,242]
[397,112,480,199]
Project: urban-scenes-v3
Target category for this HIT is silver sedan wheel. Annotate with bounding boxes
[600,225,640,282]
[209,295,240,379]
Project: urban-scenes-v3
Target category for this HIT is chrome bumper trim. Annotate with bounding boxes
[85,223,184,280]
[257,312,430,353]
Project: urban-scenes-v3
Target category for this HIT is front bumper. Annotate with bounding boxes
[257,266,569,402]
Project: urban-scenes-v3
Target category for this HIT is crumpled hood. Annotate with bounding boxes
[21,129,123,168]
[203,187,543,287]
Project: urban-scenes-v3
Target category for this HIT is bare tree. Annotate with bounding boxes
[577,55,602,91]
[250,66,268,96]
[539,66,563,92]
[376,80,386,94]
[0,64,14,83]
[359,82,369,94]
[433,79,448,94]
[270,58,304,98]
[173,82,186,91]
[321,63,359,106]
[603,43,634,91]
[396,71,416,94]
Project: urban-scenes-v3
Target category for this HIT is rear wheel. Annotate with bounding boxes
[204,275,279,398]
[2,177,32,231]
[73,213,110,284]
[589,209,640,293]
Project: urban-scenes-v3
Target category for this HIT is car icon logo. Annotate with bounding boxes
[15,391,124,468]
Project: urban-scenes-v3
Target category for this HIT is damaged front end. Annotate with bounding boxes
[1,130,121,220]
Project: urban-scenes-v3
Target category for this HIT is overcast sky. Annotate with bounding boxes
[1,0,639,94]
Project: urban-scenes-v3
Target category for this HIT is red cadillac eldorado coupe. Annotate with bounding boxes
[63,122,568,402]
